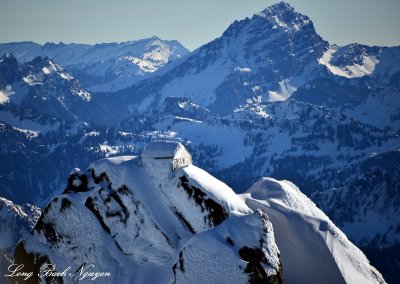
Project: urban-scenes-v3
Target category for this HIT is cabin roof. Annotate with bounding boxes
[142,141,191,159]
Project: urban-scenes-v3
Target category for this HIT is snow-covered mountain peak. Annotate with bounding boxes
[222,1,320,45]
[0,53,95,126]
[16,56,92,103]
[1,52,15,61]
[246,177,319,215]
[263,1,294,12]
[22,56,60,77]
[318,44,382,78]
[10,150,387,283]
[21,56,78,87]
[145,36,166,48]
[88,141,252,217]
[256,1,312,32]
[12,146,282,283]
[147,2,329,111]
[132,36,187,65]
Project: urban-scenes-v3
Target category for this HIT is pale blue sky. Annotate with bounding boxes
[0,0,399,51]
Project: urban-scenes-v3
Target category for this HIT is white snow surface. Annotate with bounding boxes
[319,47,379,78]
[240,177,386,284]
[0,86,14,104]
[174,210,281,283]
[0,110,60,133]
[141,140,190,159]
[160,57,229,107]
[267,79,298,102]
[181,165,252,216]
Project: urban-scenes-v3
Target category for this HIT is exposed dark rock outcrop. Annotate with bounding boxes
[179,176,229,226]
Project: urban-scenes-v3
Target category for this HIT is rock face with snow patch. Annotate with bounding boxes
[0,197,41,251]
[0,53,94,124]
[0,197,41,283]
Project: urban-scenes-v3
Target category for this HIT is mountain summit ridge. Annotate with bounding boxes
[10,142,385,283]
[12,142,283,283]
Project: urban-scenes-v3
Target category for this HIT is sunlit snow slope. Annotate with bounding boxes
[240,177,386,284]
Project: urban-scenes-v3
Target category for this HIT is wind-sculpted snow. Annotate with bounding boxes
[241,177,386,284]
[311,150,400,284]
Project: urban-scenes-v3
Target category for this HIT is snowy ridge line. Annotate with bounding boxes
[241,177,386,284]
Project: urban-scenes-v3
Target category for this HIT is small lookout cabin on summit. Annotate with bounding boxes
[141,141,192,171]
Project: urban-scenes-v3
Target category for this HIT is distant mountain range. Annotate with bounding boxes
[0,37,189,92]
[0,1,399,283]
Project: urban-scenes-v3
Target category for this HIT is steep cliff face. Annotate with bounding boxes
[0,197,41,284]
